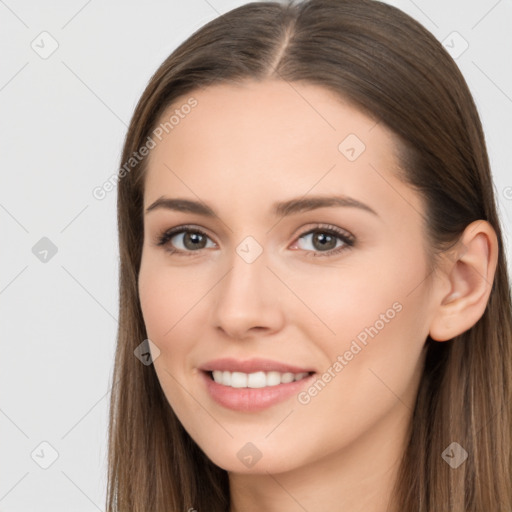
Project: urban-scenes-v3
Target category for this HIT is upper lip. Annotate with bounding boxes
[199,357,315,374]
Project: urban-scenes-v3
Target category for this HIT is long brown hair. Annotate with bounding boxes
[107,1,512,510]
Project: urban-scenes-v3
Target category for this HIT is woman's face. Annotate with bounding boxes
[138,79,437,474]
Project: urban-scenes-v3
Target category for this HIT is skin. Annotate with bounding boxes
[137,79,498,512]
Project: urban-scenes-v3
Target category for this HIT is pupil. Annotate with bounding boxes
[184,232,205,250]
[181,231,336,251]
[314,233,335,250]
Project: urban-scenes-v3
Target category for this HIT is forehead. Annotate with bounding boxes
[148,79,391,163]
[143,79,420,222]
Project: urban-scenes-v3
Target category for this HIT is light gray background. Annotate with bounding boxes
[1,0,511,510]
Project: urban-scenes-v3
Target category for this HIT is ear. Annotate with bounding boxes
[429,220,499,342]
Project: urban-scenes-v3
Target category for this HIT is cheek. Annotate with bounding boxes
[137,255,217,415]
[292,242,430,399]
[322,294,428,417]
[285,255,417,341]
[301,234,428,338]
[138,260,207,429]
[138,254,210,341]
[288,289,428,466]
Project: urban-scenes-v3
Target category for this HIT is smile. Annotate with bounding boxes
[210,370,313,388]
[200,369,316,412]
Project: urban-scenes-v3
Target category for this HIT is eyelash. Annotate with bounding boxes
[154,223,355,258]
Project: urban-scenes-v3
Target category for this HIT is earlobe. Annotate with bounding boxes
[428,220,498,342]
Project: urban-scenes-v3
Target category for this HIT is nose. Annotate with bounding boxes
[211,248,285,340]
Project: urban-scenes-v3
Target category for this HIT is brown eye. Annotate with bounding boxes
[181,231,208,250]
[311,232,338,251]
[292,225,355,257]
[156,226,216,255]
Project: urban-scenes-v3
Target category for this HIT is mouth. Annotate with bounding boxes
[199,364,317,412]
[198,357,317,411]
[203,369,315,388]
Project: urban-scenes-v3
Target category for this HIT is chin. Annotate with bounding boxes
[198,440,304,475]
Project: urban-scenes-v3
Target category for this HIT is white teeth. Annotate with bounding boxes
[210,370,311,388]
[281,372,295,383]
[231,372,247,388]
[266,371,281,386]
[247,371,266,388]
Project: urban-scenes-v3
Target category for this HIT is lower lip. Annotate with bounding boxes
[200,370,315,412]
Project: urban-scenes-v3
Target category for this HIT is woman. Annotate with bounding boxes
[107,0,512,510]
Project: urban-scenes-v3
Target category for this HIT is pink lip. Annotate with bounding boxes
[198,357,315,374]
[199,370,315,412]
[197,358,316,412]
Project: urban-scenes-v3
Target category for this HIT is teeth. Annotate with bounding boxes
[211,370,310,388]
[231,372,247,388]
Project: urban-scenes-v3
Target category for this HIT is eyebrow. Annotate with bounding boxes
[145,195,378,217]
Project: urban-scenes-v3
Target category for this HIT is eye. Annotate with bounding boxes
[155,225,216,256]
[290,224,355,257]
[154,223,355,258]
